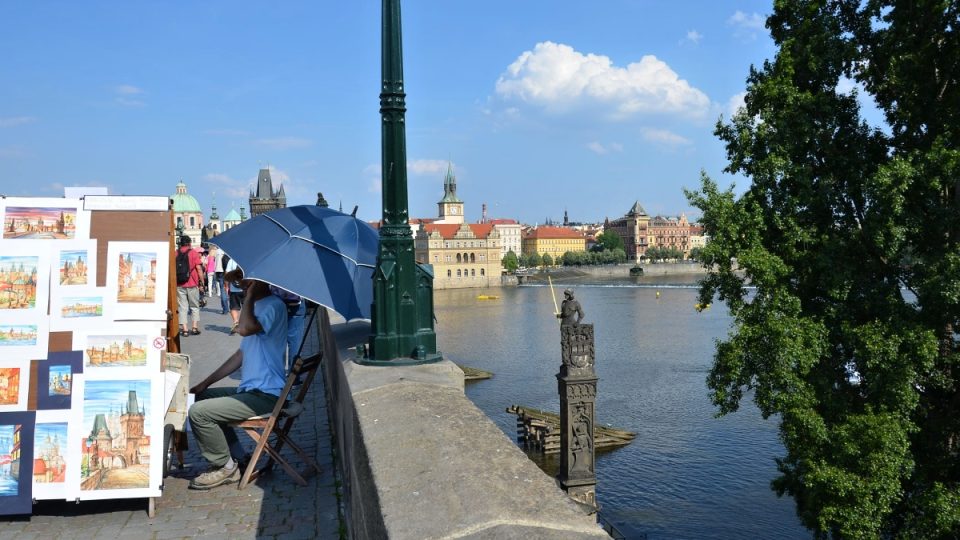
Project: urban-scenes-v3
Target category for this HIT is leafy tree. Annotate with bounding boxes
[541,253,553,267]
[688,247,703,262]
[525,252,541,269]
[501,250,519,273]
[592,230,625,253]
[686,2,960,538]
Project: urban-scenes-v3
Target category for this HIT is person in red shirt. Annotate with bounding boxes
[176,235,204,336]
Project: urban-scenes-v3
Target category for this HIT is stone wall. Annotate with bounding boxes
[321,316,609,539]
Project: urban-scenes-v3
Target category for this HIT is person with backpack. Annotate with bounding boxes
[175,235,204,336]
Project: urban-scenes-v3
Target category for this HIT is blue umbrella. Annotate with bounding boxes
[211,205,378,321]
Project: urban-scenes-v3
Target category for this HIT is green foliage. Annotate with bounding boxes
[525,251,542,268]
[559,249,626,266]
[501,250,519,273]
[645,246,684,262]
[592,230,625,253]
[687,1,960,537]
[688,247,703,261]
[541,253,553,267]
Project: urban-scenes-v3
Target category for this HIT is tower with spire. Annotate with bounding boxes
[248,167,287,217]
[436,162,464,224]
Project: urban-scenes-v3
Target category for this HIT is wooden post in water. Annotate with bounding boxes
[557,322,598,510]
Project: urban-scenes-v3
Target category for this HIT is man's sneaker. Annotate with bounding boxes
[188,462,239,490]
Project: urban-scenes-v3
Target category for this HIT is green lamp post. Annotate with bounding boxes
[361,0,441,365]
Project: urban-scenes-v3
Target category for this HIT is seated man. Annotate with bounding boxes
[187,275,289,490]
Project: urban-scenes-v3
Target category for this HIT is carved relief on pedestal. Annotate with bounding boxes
[561,324,595,376]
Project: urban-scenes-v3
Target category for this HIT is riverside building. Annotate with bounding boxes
[521,226,587,261]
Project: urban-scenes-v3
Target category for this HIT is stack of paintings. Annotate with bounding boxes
[0,196,169,515]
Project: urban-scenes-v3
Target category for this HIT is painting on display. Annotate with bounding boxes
[50,240,98,300]
[68,371,163,500]
[0,197,90,240]
[50,287,113,331]
[0,359,31,412]
[0,317,49,363]
[72,323,164,373]
[105,241,169,321]
[36,351,83,410]
[32,410,70,500]
[0,240,51,320]
[0,411,35,516]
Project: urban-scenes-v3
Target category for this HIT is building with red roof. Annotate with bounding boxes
[521,226,587,261]
[415,222,502,289]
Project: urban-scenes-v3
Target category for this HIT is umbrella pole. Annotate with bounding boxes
[294,303,319,361]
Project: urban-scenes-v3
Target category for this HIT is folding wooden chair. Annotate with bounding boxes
[231,351,324,489]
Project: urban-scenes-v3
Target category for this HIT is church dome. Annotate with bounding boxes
[223,207,241,222]
[171,181,201,213]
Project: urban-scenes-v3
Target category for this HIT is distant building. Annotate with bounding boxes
[606,201,651,261]
[521,226,587,261]
[202,199,221,243]
[488,219,522,262]
[249,168,286,218]
[221,204,243,231]
[415,222,502,289]
[649,214,691,256]
[171,181,204,246]
[433,163,465,224]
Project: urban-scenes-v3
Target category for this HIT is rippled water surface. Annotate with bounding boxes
[434,275,807,540]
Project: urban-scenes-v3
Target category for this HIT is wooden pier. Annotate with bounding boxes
[507,405,636,455]
[454,363,492,381]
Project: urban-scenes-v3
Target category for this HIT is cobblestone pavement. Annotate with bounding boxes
[1,294,344,540]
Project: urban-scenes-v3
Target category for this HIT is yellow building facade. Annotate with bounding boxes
[521,226,587,261]
[415,223,502,289]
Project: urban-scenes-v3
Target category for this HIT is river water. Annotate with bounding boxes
[433,275,808,540]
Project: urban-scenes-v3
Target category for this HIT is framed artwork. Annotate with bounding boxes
[50,286,113,331]
[0,240,52,320]
[32,410,70,500]
[0,316,49,362]
[105,241,169,321]
[0,359,31,412]
[0,197,90,240]
[51,239,98,291]
[68,371,163,501]
[0,411,35,516]
[72,322,164,373]
[36,351,83,410]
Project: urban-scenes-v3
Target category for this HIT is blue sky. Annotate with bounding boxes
[0,1,775,225]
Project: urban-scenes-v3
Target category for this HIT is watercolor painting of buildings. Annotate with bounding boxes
[0,324,37,348]
[59,295,104,318]
[59,250,90,285]
[0,361,31,412]
[83,335,148,368]
[48,365,72,397]
[116,252,156,304]
[79,379,152,491]
[106,242,168,321]
[0,368,22,406]
[2,206,77,240]
[33,422,67,484]
[0,255,39,310]
[0,411,34,514]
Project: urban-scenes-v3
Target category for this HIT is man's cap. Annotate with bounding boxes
[180,235,192,245]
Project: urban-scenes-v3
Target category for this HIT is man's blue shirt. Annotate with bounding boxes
[237,294,288,397]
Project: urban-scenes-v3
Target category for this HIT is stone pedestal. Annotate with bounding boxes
[557,323,598,509]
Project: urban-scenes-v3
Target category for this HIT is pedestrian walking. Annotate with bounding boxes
[206,247,219,297]
[175,236,203,336]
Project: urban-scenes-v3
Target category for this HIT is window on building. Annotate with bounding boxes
[190,216,195,227]
[457,269,461,277]
[456,253,462,263]
[434,255,439,262]
[471,269,475,276]
[447,269,451,277]
[470,253,475,263]
[480,268,485,276]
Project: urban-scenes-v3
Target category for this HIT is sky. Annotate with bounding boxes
[0,1,777,225]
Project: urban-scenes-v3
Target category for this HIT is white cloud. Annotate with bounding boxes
[0,116,36,128]
[363,160,455,180]
[836,76,858,95]
[204,173,248,198]
[495,41,711,120]
[256,137,312,150]
[113,84,145,107]
[586,141,623,155]
[726,91,747,118]
[728,11,766,40]
[640,127,692,146]
[682,30,703,45]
